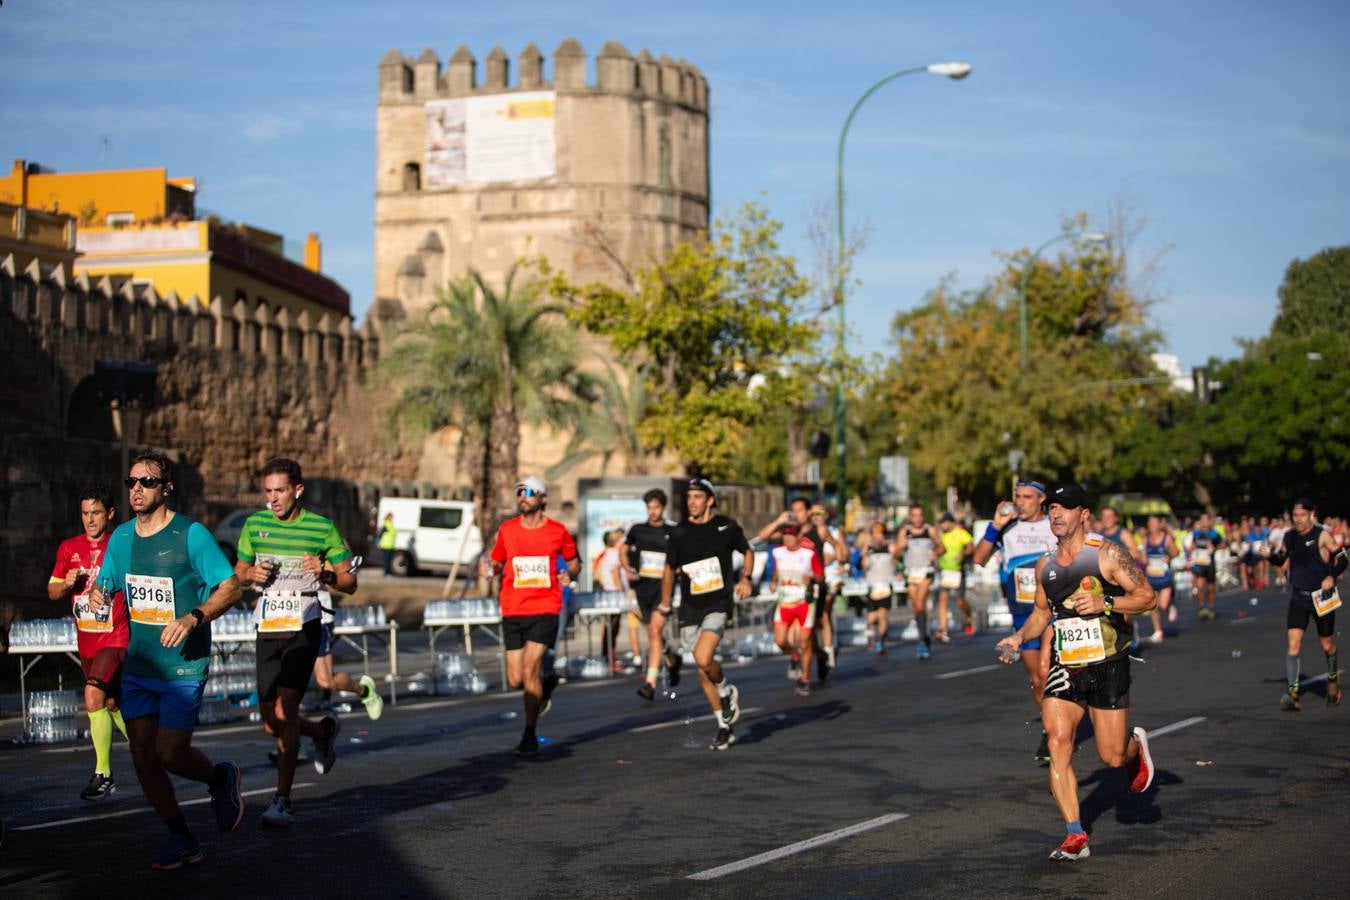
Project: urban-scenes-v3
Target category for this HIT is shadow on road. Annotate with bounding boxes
[734,699,850,746]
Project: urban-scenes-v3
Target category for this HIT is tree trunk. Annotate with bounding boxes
[787,419,810,483]
[489,404,520,525]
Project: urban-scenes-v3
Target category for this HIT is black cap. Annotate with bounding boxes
[939,512,955,524]
[687,477,716,500]
[1047,483,1092,510]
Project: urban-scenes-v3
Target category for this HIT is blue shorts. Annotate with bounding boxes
[1011,606,1041,652]
[120,671,206,731]
[1147,575,1174,591]
[317,621,335,658]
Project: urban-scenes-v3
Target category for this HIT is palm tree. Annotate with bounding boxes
[546,358,650,481]
[373,264,593,536]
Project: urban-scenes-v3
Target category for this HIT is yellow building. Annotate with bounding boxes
[2,159,348,320]
[0,201,78,282]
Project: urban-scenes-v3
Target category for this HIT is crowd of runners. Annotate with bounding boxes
[31,451,1347,868]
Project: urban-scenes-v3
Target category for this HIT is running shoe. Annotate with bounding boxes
[936,631,951,644]
[1280,687,1301,712]
[1329,681,1342,707]
[1128,726,1154,793]
[709,725,736,751]
[720,683,742,725]
[1167,605,1178,623]
[636,680,655,702]
[540,673,561,717]
[1035,731,1051,765]
[877,641,887,656]
[151,832,204,870]
[817,645,833,682]
[260,794,294,828]
[207,761,244,833]
[1147,631,1164,645]
[358,674,384,721]
[513,733,539,757]
[313,715,340,774]
[665,647,683,688]
[916,643,931,661]
[794,678,811,697]
[964,622,976,636]
[788,654,802,681]
[80,772,116,801]
[1049,832,1090,861]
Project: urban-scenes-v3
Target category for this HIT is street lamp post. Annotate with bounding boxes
[834,61,971,514]
[1017,230,1108,369]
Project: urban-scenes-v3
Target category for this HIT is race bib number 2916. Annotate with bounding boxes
[127,574,176,626]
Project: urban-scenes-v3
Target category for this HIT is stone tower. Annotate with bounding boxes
[375,39,710,310]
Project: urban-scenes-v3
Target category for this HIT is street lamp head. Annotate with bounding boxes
[927,61,973,80]
[1080,231,1109,243]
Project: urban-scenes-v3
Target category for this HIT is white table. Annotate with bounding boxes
[422,615,506,691]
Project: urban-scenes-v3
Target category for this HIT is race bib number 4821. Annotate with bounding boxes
[682,557,725,595]
[127,574,176,626]
[1054,616,1106,666]
[512,556,551,589]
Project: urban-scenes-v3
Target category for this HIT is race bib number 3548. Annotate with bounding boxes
[127,574,176,626]
[682,557,725,595]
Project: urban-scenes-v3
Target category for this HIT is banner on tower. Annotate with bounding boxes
[425,91,557,186]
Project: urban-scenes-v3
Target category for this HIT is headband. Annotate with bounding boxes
[1016,479,1046,494]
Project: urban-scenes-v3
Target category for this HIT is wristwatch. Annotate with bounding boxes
[189,608,205,626]
[320,569,337,586]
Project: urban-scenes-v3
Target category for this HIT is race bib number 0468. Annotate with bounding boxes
[127,574,176,626]
[512,556,551,589]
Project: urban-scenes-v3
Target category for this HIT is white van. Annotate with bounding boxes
[376,497,482,577]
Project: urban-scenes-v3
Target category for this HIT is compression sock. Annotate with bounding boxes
[166,813,191,836]
[110,708,128,740]
[915,611,929,645]
[1286,654,1301,692]
[88,708,113,776]
[1066,820,1085,835]
[1328,651,1339,681]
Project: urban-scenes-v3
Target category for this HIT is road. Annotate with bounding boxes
[1,585,1346,898]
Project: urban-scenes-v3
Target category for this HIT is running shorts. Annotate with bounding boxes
[1011,606,1042,652]
[633,581,663,623]
[316,621,335,658]
[1287,592,1335,637]
[680,610,728,652]
[120,672,205,730]
[256,621,321,702]
[502,614,560,651]
[1191,564,1216,581]
[774,601,815,631]
[81,646,125,698]
[1044,655,1131,710]
[866,596,891,613]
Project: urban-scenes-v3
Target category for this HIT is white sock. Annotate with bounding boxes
[717,678,731,698]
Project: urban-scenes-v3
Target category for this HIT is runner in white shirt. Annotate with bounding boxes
[772,526,825,696]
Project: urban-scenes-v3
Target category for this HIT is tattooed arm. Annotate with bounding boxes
[1100,539,1157,615]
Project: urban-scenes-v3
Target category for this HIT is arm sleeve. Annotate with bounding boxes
[236,517,256,564]
[188,522,237,591]
[322,521,354,564]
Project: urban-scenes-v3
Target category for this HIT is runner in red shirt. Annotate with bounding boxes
[481,476,580,756]
[47,485,130,801]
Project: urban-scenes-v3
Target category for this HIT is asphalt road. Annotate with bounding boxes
[1,585,1346,899]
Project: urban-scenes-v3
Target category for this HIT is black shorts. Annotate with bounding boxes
[1191,565,1216,582]
[634,582,664,623]
[866,597,891,612]
[256,621,321,702]
[1287,593,1335,637]
[1044,655,1131,710]
[503,614,559,651]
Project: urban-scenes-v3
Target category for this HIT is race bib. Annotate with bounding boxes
[258,593,304,633]
[638,550,667,580]
[512,556,551,589]
[779,580,808,603]
[1313,587,1342,618]
[126,574,176,626]
[1014,567,1037,605]
[907,567,932,584]
[1054,616,1106,666]
[1146,557,1169,578]
[1192,550,1211,566]
[939,570,962,590]
[73,593,114,634]
[682,557,724,595]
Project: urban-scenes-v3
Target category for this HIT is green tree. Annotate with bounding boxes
[372,264,593,534]
[553,202,819,478]
[545,359,650,480]
[1272,246,1350,339]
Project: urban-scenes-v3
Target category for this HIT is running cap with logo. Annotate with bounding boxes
[1047,482,1091,510]
[515,475,547,496]
[687,477,716,499]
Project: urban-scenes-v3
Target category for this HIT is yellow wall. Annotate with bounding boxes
[0,163,191,224]
[210,265,342,322]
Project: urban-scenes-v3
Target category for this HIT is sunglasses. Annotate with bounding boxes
[124,476,165,489]
[516,487,543,498]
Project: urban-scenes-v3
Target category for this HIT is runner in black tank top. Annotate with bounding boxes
[995,483,1159,863]
[1270,498,1346,709]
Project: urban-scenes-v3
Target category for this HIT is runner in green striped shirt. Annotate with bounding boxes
[234,457,361,827]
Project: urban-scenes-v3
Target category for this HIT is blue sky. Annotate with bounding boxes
[4,1,1347,369]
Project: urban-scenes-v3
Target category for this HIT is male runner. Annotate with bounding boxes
[995,483,1157,861]
[895,505,942,659]
[623,488,682,701]
[759,498,845,679]
[90,451,244,870]
[811,505,849,674]
[771,525,824,695]
[1188,513,1222,619]
[49,485,129,800]
[1268,498,1346,709]
[235,458,362,826]
[974,478,1058,763]
[936,513,976,639]
[662,478,751,749]
[1138,515,1179,642]
[481,476,579,756]
[1098,507,1138,557]
[861,522,896,653]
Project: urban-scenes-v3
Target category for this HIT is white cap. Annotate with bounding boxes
[516,475,547,496]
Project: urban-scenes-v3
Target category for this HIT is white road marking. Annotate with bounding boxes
[935,664,1002,680]
[1147,716,1206,738]
[630,708,763,733]
[12,783,314,831]
[1229,617,1260,626]
[687,813,910,880]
